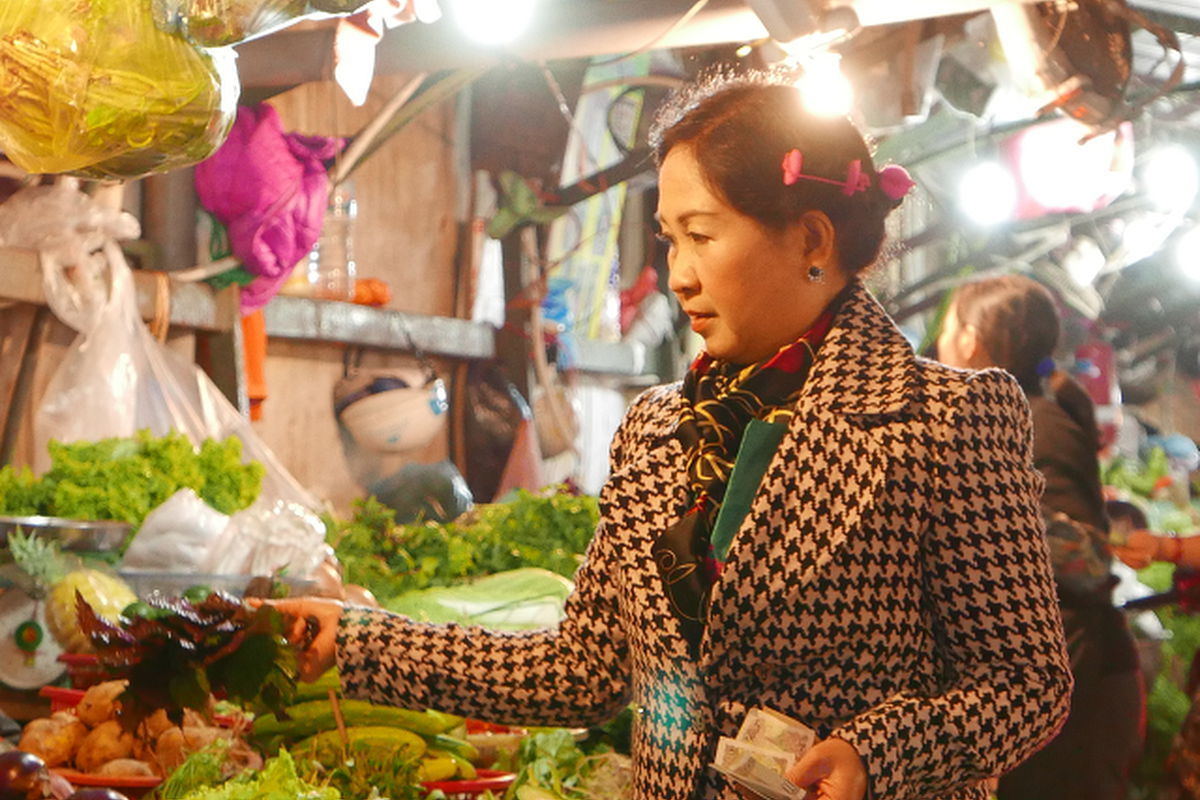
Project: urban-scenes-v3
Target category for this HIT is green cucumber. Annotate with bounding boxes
[292,669,343,702]
[423,732,480,764]
[291,725,426,766]
[252,699,463,741]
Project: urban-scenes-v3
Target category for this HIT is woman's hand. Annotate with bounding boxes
[1113,529,1160,569]
[251,597,344,682]
[783,737,867,800]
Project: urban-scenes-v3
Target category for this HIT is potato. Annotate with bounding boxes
[139,709,173,742]
[18,714,87,767]
[96,758,157,777]
[182,724,229,750]
[76,720,134,773]
[154,726,186,773]
[76,680,128,727]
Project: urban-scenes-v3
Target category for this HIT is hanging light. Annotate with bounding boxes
[796,52,853,117]
[958,161,1017,226]
[1062,235,1106,287]
[449,0,537,45]
[1143,145,1199,214]
[1176,224,1200,283]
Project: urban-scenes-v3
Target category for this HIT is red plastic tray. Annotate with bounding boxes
[39,685,85,712]
[51,768,161,799]
[422,769,516,797]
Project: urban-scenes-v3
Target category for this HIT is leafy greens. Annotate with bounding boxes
[0,430,264,530]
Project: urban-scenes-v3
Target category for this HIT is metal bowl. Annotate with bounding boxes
[116,571,317,599]
[0,514,131,552]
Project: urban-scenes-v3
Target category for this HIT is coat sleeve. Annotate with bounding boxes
[830,368,1073,799]
[331,402,647,728]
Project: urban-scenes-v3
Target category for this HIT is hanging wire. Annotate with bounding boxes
[589,0,711,68]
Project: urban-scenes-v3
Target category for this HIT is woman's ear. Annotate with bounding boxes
[957,322,984,366]
[795,210,837,267]
[782,209,840,278]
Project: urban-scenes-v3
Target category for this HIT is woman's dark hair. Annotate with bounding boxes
[648,70,903,275]
[952,274,1101,451]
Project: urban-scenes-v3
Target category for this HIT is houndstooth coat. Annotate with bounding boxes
[336,282,1072,800]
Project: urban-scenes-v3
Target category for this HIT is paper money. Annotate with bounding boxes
[737,707,817,756]
[712,737,807,800]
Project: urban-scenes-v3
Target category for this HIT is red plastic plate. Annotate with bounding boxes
[52,768,163,790]
[421,769,516,796]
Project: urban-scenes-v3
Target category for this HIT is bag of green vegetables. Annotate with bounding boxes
[153,0,375,47]
[0,0,239,178]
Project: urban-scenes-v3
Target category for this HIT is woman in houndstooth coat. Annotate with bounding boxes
[273,73,1071,800]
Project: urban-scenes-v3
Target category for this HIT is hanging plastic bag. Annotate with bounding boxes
[8,186,319,516]
[154,0,309,47]
[0,0,239,178]
[153,0,376,47]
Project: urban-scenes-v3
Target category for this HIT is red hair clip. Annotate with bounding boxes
[842,160,869,196]
[782,149,805,186]
[780,149,872,197]
[877,164,916,201]
[781,149,916,202]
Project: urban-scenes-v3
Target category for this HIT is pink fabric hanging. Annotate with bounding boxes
[195,103,344,313]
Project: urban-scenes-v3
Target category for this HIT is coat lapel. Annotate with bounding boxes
[700,283,919,670]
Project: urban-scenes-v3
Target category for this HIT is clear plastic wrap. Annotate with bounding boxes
[153,0,375,47]
[0,0,239,178]
[307,0,374,12]
[153,0,308,47]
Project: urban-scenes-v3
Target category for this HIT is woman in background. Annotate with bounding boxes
[938,274,1143,800]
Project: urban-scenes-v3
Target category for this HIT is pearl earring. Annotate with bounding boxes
[807,264,825,283]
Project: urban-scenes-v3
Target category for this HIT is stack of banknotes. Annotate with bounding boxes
[711,707,816,800]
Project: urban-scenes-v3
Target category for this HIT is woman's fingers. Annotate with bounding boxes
[251,597,344,680]
[784,738,867,800]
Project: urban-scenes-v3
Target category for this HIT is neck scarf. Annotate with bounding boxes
[653,298,842,653]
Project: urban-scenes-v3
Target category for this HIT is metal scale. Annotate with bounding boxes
[0,515,128,689]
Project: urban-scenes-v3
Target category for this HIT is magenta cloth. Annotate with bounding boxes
[195,104,344,313]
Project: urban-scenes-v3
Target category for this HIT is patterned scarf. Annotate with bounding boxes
[653,299,842,653]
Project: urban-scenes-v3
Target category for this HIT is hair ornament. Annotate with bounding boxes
[1035,356,1056,378]
[842,160,869,196]
[782,149,804,186]
[780,149,911,200]
[877,164,917,201]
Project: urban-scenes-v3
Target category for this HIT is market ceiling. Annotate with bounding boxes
[236,0,1200,400]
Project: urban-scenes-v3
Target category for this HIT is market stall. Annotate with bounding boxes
[2,0,1200,798]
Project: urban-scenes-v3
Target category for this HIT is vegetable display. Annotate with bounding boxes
[504,729,631,800]
[0,431,264,533]
[76,590,296,726]
[161,749,336,800]
[327,488,598,604]
[0,0,239,178]
[1100,446,1200,795]
[17,680,256,780]
[250,688,478,796]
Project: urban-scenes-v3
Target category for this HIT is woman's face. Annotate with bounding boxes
[936,301,975,368]
[656,145,848,365]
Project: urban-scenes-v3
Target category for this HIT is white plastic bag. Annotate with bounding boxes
[121,489,231,572]
[12,185,319,514]
[203,500,327,578]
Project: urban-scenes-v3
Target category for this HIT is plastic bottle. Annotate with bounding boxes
[304,181,357,301]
